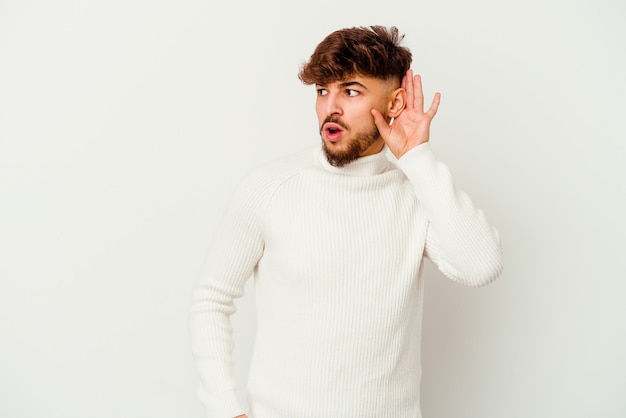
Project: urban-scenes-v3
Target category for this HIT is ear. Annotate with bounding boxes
[387,87,406,118]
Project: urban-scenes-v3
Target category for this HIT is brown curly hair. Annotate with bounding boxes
[298,25,412,85]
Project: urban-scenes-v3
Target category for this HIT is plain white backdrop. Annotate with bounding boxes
[1,0,624,417]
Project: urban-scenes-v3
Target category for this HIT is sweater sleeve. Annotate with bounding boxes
[189,172,268,418]
[396,142,503,287]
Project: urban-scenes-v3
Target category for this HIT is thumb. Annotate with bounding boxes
[371,109,391,139]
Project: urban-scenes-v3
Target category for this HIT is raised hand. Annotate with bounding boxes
[371,69,441,159]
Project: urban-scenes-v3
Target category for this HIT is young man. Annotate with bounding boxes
[189,25,503,418]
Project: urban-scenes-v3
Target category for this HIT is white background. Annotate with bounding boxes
[1,0,624,417]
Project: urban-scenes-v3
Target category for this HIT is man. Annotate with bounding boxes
[189,25,503,418]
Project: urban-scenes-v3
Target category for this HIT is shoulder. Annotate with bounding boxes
[232,147,316,205]
[252,147,315,180]
[244,147,314,186]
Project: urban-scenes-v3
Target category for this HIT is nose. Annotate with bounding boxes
[325,92,342,116]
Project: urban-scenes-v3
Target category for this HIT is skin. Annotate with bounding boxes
[317,69,440,166]
[233,70,440,418]
[316,74,403,166]
[371,69,441,158]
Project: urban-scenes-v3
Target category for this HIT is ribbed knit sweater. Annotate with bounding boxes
[189,142,503,418]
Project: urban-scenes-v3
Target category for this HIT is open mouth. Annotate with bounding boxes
[323,122,344,141]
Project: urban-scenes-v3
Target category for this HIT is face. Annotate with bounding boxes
[316,75,398,167]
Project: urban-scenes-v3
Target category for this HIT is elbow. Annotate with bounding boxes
[463,246,504,287]
[439,247,504,288]
[467,257,503,287]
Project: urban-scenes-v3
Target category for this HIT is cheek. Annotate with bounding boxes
[371,100,389,117]
[357,103,380,125]
[315,102,325,124]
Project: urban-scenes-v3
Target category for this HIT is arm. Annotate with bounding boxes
[397,142,503,285]
[373,70,502,286]
[189,174,266,418]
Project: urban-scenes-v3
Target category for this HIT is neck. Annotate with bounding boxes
[359,138,385,158]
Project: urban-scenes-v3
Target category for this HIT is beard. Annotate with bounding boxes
[320,116,382,168]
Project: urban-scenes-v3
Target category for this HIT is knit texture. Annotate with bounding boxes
[189,143,503,418]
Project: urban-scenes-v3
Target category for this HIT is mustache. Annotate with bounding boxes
[320,116,349,132]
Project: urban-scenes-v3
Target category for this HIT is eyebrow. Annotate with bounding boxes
[338,81,369,90]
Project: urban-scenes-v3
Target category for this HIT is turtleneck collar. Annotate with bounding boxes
[314,144,395,177]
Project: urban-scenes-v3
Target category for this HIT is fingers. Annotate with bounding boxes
[371,108,391,139]
[413,74,425,112]
[405,69,414,111]
[426,92,441,118]
[404,69,439,117]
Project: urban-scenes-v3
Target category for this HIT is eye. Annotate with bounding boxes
[346,89,359,97]
[316,88,328,96]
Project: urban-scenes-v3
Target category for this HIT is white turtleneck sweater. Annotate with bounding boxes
[189,142,503,418]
